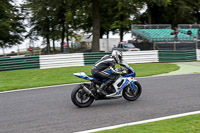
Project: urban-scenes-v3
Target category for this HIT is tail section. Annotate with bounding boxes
[73,72,97,81]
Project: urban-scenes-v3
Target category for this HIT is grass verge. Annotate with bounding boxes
[95,114,200,133]
[0,63,179,91]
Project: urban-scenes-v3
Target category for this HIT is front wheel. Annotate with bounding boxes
[71,84,94,108]
[122,81,142,101]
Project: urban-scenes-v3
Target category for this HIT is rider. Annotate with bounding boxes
[91,50,122,95]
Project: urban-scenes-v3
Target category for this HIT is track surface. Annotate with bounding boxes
[0,74,200,133]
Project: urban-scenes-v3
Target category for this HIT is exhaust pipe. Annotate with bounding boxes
[82,85,95,97]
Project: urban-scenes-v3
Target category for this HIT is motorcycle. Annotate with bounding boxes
[71,61,142,108]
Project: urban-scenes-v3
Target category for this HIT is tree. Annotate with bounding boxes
[141,0,170,24]
[192,0,200,23]
[99,1,118,38]
[73,0,142,51]
[53,0,68,52]
[25,0,76,53]
[0,0,25,50]
[23,0,145,53]
[111,0,143,41]
[140,0,198,27]
[69,0,99,52]
[24,0,54,54]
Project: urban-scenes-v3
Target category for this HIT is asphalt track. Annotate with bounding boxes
[0,73,200,133]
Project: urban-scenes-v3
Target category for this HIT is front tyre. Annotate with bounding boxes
[71,84,94,108]
[122,81,142,101]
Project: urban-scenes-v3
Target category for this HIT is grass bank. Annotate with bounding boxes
[95,113,200,133]
[0,63,179,91]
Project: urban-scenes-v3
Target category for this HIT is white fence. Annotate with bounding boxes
[40,53,84,69]
[122,50,159,64]
[197,49,200,61]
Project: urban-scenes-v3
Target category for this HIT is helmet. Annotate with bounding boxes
[112,50,122,64]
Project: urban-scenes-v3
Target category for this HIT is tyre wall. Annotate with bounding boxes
[159,50,197,62]
[0,56,40,71]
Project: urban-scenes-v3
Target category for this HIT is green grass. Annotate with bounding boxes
[95,114,200,133]
[0,63,179,91]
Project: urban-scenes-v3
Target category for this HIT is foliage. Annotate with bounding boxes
[0,0,25,49]
[2,0,200,52]
[24,0,74,53]
[110,0,143,41]
[140,0,200,27]
[141,0,171,24]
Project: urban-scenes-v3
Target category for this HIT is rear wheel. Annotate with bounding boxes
[71,84,94,107]
[122,81,142,101]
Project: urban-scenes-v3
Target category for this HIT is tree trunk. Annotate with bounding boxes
[46,35,50,54]
[61,20,65,52]
[45,17,50,54]
[66,29,69,45]
[53,38,56,53]
[2,47,5,55]
[195,9,200,23]
[147,4,152,24]
[1,45,6,56]
[120,14,124,41]
[60,0,66,52]
[100,28,104,39]
[120,27,124,41]
[92,0,100,52]
[106,31,109,38]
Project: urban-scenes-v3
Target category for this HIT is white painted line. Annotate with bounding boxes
[75,111,200,133]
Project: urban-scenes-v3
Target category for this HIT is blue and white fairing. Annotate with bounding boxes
[73,72,98,81]
[119,61,136,78]
[73,69,112,82]
[106,61,137,97]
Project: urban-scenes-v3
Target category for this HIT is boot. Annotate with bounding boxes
[98,79,113,96]
[98,83,108,96]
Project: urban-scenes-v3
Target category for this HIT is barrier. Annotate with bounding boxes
[1,50,198,71]
[84,52,112,65]
[159,50,197,62]
[39,53,84,69]
[122,50,159,64]
[197,49,200,60]
[0,56,40,71]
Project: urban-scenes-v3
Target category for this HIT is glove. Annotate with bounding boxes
[110,67,121,75]
[110,67,127,75]
[121,70,127,76]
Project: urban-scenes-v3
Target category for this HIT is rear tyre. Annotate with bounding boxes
[71,83,94,108]
[122,81,142,101]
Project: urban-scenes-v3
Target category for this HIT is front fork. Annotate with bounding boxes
[129,80,136,91]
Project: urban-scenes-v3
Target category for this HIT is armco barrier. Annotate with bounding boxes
[1,50,199,71]
[84,52,111,65]
[159,50,197,62]
[197,49,200,61]
[122,50,159,64]
[0,56,40,71]
[39,53,84,69]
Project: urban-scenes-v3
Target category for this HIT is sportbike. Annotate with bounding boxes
[71,61,142,107]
